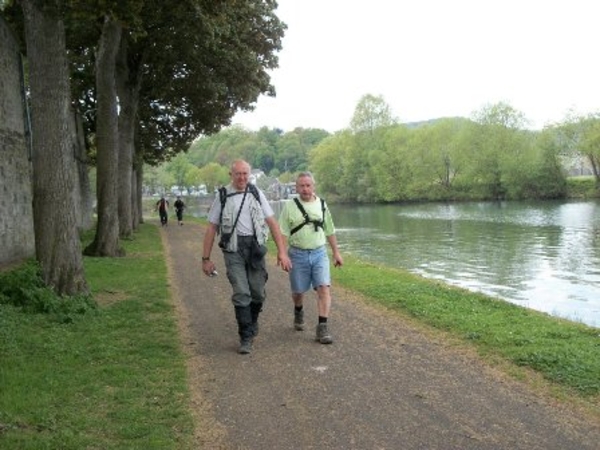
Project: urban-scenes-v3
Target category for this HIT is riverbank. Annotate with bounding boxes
[332,255,600,399]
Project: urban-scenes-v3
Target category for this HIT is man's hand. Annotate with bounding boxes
[202,259,217,276]
[277,253,292,272]
[333,251,343,268]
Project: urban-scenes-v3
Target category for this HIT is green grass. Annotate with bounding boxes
[566,175,599,198]
[332,256,600,398]
[0,224,193,450]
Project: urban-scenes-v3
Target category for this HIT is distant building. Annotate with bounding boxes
[278,182,298,200]
[250,169,265,185]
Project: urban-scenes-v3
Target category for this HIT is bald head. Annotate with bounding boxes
[230,159,251,191]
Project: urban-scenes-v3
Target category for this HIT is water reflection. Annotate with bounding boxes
[329,200,600,328]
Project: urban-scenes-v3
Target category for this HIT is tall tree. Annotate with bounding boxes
[350,94,397,134]
[559,113,600,184]
[137,0,285,166]
[84,16,123,256]
[310,131,355,201]
[198,162,229,192]
[18,0,88,295]
[470,102,529,199]
[72,0,286,243]
[368,126,413,201]
[409,119,468,193]
[347,94,397,201]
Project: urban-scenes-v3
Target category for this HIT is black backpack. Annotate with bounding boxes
[218,184,262,227]
[290,197,326,235]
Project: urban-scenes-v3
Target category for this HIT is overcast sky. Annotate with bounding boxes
[231,0,600,133]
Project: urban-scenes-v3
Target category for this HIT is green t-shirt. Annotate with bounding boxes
[279,196,335,250]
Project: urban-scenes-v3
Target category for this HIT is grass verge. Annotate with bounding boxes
[0,224,193,450]
[332,255,600,404]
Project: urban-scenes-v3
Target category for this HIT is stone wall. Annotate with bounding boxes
[0,17,36,265]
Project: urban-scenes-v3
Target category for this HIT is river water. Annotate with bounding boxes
[191,197,600,328]
[327,200,600,329]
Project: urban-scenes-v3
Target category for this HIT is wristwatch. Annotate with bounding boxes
[201,257,210,261]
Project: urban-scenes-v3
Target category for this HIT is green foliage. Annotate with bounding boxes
[197,162,229,191]
[166,153,196,189]
[188,127,329,174]
[184,126,329,179]
[557,112,600,185]
[471,101,529,129]
[567,176,599,198]
[59,0,288,165]
[307,100,570,202]
[310,132,352,200]
[0,261,96,322]
[350,94,397,133]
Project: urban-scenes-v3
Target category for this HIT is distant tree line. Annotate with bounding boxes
[164,95,599,203]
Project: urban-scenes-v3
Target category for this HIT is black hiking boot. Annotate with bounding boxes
[238,339,253,354]
[294,308,305,331]
[235,305,254,354]
[250,303,262,337]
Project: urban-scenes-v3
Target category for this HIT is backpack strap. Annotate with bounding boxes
[218,184,262,226]
[247,183,262,204]
[290,197,326,236]
[220,184,261,206]
[218,187,227,227]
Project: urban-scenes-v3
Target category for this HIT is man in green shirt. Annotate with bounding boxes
[279,172,343,344]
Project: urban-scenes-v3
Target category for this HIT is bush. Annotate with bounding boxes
[0,261,97,322]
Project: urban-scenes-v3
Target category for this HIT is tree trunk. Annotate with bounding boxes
[131,164,139,229]
[134,153,145,227]
[588,154,600,184]
[20,0,88,295]
[116,36,141,239]
[73,109,94,231]
[84,16,124,256]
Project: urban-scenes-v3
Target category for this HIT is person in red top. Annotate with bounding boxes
[155,196,169,226]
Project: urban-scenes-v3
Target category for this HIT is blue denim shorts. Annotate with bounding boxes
[288,246,330,294]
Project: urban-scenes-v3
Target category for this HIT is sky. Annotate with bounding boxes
[231,0,600,133]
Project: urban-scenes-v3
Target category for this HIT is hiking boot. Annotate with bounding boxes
[250,303,262,337]
[238,339,253,354]
[294,309,305,331]
[235,306,253,353]
[315,323,333,344]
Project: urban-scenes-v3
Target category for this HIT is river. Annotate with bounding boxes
[327,200,600,329]
[191,197,600,328]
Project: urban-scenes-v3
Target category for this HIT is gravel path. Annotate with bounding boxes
[161,221,600,450]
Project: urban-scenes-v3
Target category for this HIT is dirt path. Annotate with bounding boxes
[161,221,600,450]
